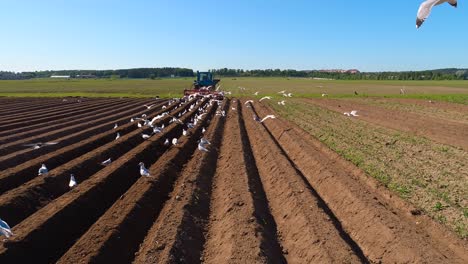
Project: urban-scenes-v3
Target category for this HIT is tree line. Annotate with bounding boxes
[209,68,468,80]
[0,68,194,80]
[1,67,467,80]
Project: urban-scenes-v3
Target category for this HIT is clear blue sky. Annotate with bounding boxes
[0,0,466,72]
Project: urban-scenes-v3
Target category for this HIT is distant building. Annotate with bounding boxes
[318,69,360,74]
[51,75,70,78]
[346,69,360,74]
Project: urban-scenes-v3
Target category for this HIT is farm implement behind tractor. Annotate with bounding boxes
[184,71,224,99]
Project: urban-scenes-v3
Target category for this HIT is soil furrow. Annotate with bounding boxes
[0,99,208,264]
[58,99,218,264]
[0,100,120,130]
[0,100,186,226]
[202,99,285,263]
[254,101,468,263]
[0,98,118,125]
[241,101,363,263]
[131,100,227,264]
[0,98,143,139]
[0,100,167,168]
[0,100,174,193]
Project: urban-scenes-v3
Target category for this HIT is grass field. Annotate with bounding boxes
[0,78,467,103]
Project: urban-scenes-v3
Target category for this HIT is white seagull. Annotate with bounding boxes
[244,100,254,105]
[138,162,151,177]
[416,0,457,28]
[164,138,170,146]
[101,158,112,166]
[115,133,120,140]
[0,218,13,238]
[277,100,286,106]
[143,104,156,109]
[142,133,151,140]
[260,115,276,123]
[350,110,359,117]
[113,123,118,129]
[200,137,211,145]
[23,142,59,150]
[69,174,77,188]
[198,142,209,152]
[254,91,259,96]
[259,96,272,102]
[278,90,286,94]
[172,138,178,145]
[38,164,48,175]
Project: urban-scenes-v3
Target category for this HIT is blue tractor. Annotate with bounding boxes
[184,71,222,99]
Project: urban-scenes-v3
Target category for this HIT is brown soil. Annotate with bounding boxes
[0,97,466,263]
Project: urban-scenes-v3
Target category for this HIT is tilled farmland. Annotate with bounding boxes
[0,97,467,263]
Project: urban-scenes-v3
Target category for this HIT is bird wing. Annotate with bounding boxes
[447,0,457,7]
[416,0,439,28]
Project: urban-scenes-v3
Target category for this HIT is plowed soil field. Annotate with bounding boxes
[0,97,466,263]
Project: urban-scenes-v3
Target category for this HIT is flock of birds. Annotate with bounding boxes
[0,96,229,239]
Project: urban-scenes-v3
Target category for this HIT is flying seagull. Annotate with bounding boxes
[417,0,457,28]
[69,174,77,188]
[23,142,59,150]
[38,164,48,175]
[259,96,272,102]
[0,218,13,238]
[143,104,156,109]
[139,162,151,177]
[260,115,276,123]
[101,158,112,166]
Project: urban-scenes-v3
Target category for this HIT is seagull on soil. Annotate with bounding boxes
[416,0,457,28]
[200,137,211,145]
[244,100,254,105]
[198,142,210,152]
[172,138,178,145]
[38,164,48,175]
[139,162,151,177]
[69,174,77,188]
[0,218,13,238]
[142,133,151,140]
[164,138,170,146]
[115,133,120,140]
[113,123,118,129]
